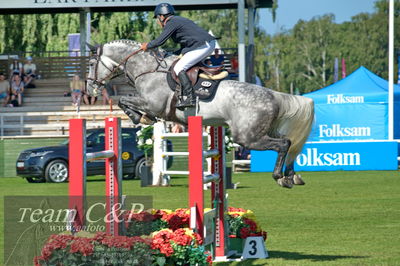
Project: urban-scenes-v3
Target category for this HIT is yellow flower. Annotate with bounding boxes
[160,209,173,214]
[183,228,196,238]
[151,228,173,237]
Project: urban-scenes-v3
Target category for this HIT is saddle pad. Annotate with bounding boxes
[167,72,222,101]
[193,77,221,101]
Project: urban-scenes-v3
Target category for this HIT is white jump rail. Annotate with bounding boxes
[152,121,211,186]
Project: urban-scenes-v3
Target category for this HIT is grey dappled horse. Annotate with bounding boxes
[86,40,314,188]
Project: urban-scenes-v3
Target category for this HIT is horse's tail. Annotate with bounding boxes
[273,93,315,165]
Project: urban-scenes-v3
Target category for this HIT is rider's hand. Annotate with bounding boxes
[141,42,148,51]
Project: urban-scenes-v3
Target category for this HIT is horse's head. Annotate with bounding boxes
[86,41,141,96]
[86,43,119,97]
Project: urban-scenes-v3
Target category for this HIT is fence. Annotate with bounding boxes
[0,52,88,79]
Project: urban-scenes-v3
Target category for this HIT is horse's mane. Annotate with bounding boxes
[106,39,141,47]
[104,39,172,59]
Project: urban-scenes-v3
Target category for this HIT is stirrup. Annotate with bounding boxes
[176,98,195,110]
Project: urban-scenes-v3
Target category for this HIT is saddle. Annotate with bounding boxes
[169,59,229,86]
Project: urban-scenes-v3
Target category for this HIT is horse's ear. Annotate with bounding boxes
[86,43,97,53]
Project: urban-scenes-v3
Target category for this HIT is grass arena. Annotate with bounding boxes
[1,163,400,264]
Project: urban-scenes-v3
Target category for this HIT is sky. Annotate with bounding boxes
[258,0,377,35]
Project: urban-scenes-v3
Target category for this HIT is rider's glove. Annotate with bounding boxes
[141,43,148,51]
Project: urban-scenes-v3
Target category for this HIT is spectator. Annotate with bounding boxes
[235,146,251,160]
[0,73,10,107]
[23,75,35,89]
[9,57,23,78]
[204,59,212,66]
[70,75,84,106]
[172,123,184,133]
[228,52,239,80]
[102,80,117,105]
[23,56,37,86]
[229,52,238,75]
[10,74,25,106]
[101,89,111,105]
[209,48,225,66]
[82,81,97,105]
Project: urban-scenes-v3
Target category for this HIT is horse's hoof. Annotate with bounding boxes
[277,177,293,189]
[293,174,305,185]
[139,115,155,125]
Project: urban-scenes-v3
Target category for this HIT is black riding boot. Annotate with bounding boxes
[176,71,196,109]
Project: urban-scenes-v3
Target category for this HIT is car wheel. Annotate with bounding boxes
[135,157,147,179]
[45,159,68,183]
[26,177,45,183]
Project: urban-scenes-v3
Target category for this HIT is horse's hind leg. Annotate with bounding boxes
[247,136,293,188]
[284,162,305,185]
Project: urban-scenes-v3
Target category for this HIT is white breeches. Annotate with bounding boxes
[173,40,216,75]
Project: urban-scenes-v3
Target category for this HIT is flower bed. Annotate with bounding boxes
[34,208,266,265]
[34,232,154,266]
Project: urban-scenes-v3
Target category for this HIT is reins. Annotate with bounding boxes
[134,50,170,82]
[89,46,143,86]
[90,45,171,88]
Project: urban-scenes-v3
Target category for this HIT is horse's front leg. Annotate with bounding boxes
[118,96,156,125]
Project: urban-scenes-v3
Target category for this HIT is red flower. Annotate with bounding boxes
[163,209,190,230]
[151,230,175,257]
[240,227,251,238]
[243,218,257,232]
[69,238,94,256]
[228,207,246,213]
[171,229,193,246]
[206,254,213,265]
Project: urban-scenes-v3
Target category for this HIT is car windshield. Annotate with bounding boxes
[60,131,96,145]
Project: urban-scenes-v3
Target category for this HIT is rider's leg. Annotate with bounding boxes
[176,70,195,108]
[174,40,216,109]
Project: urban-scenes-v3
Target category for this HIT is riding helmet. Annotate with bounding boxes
[154,3,175,18]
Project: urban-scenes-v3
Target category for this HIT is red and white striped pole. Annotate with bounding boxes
[68,117,122,236]
[188,116,227,259]
[210,125,227,258]
[105,117,122,236]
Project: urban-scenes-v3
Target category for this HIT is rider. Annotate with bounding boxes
[141,3,216,109]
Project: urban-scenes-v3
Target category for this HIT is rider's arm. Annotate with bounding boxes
[147,19,178,49]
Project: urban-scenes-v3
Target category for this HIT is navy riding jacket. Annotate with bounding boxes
[147,16,215,55]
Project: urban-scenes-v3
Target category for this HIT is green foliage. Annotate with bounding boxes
[170,242,209,266]
[136,125,154,160]
[265,0,400,93]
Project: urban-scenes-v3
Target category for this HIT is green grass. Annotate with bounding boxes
[1,170,400,265]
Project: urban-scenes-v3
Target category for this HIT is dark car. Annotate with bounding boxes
[16,128,172,183]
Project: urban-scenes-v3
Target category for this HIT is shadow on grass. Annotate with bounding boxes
[216,251,367,265]
[268,250,367,261]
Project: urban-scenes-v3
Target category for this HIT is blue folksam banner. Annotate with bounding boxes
[304,66,400,141]
[251,141,398,172]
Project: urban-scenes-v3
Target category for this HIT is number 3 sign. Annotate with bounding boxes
[242,236,269,259]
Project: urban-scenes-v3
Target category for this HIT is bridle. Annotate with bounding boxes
[87,45,143,88]
[88,44,170,90]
